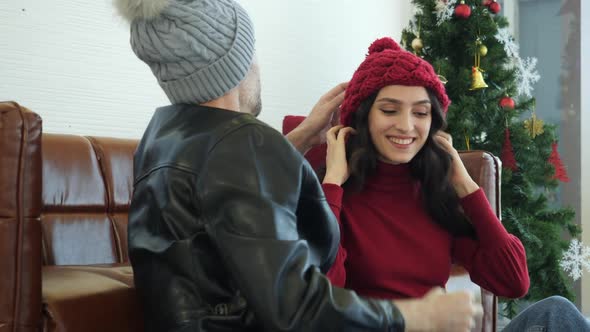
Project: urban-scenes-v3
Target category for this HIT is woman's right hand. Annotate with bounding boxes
[323,125,356,186]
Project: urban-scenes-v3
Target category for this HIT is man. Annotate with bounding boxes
[115,0,481,331]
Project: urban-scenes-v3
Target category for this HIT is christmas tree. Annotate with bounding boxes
[401,0,578,317]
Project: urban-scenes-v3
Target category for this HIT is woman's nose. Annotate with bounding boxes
[395,112,412,132]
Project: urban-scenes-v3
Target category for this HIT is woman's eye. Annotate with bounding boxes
[414,112,429,117]
[381,109,398,114]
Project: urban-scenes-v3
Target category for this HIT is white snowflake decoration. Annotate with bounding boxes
[515,56,541,98]
[476,131,487,142]
[434,0,457,26]
[560,239,590,281]
[495,28,520,58]
[412,5,424,16]
[494,28,541,98]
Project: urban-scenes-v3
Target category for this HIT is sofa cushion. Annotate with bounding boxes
[112,213,130,263]
[41,213,119,265]
[40,135,137,266]
[42,134,106,211]
[42,264,142,332]
[86,137,135,212]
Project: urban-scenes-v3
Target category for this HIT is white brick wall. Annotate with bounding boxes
[0,0,411,138]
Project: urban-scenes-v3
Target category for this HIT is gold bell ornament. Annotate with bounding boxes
[411,18,423,55]
[470,67,488,90]
[469,38,488,90]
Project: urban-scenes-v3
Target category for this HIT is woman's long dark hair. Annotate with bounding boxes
[343,90,476,238]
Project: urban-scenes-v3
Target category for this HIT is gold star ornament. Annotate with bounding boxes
[524,113,544,138]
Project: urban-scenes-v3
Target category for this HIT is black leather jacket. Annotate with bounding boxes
[129,104,405,332]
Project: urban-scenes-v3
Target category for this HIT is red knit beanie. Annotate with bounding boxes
[340,37,450,126]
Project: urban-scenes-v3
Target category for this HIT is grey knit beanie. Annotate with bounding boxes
[114,0,255,104]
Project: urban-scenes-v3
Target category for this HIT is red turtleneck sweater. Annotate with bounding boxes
[323,162,529,299]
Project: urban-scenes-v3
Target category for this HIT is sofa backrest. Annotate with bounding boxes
[0,101,501,332]
[40,134,137,266]
[449,150,501,332]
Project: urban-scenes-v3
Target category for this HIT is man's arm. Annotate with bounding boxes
[200,123,404,331]
[200,123,483,332]
[286,82,347,154]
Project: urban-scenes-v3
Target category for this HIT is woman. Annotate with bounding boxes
[322,37,589,331]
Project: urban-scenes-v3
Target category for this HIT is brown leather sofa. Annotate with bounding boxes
[1,101,142,332]
[1,101,498,332]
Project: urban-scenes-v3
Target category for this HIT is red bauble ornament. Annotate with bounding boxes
[482,0,493,5]
[454,2,471,19]
[489,1,501,14]
[499,96,515,110]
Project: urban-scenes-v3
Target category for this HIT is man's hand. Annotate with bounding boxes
[393,288,483,332]
[286,82,347,154]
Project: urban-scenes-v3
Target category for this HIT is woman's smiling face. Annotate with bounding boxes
[368,85,433,164]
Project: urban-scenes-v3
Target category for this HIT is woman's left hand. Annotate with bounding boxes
[323,125,356,186]
[434,131,479,198]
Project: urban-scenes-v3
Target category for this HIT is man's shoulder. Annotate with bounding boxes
[134,106,302,182]
[213,116,294,152]
[208,117,308,176]
[149,104,283,146]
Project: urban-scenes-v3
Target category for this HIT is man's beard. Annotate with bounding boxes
[240,83,262,117]
[250,96,262,117]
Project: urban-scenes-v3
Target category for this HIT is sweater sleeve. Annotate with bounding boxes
[451,189,530,298]
[322,183,348,288]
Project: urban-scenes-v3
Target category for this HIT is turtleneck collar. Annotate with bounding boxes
[364,161,416,191]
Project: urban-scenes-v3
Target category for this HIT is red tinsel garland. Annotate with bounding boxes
[501,128,518,171]
[548,142,570,182]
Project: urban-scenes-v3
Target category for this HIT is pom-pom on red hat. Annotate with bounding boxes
[340,37,450,126]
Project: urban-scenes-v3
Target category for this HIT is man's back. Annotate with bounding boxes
[130,104,250,331]
[129,106,326,331]
[129,104,410,332]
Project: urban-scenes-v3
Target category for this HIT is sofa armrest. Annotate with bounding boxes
[0,101,43,332]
